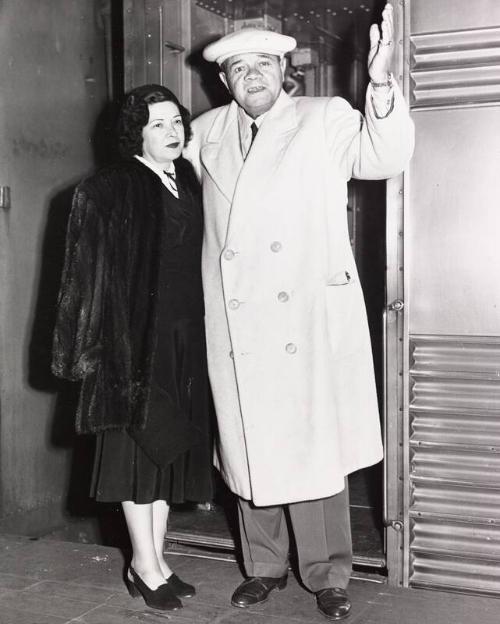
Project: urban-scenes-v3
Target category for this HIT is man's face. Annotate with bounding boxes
[220,53,285,118]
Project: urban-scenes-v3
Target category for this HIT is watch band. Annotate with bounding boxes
[370,73,393,88]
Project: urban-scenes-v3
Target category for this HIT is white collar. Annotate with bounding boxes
[237,109,267,158]
[238,107,267,132]
[134,155,176,178]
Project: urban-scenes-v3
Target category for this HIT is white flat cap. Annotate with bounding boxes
[203,28,297,65]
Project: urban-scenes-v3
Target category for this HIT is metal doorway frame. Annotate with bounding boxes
[383,0,411,588]
[122,0,412,583]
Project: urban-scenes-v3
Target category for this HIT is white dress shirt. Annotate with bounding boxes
[238,109,267,160]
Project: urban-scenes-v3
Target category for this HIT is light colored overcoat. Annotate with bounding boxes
[185,85,414,506]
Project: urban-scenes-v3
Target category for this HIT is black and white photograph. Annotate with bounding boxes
[0,1,498,622]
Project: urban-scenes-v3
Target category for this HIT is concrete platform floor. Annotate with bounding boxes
[0,533,498,624]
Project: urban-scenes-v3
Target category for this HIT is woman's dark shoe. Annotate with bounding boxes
[315,587,352,621]
[165,573,196,598]
[231,575,288,608]
[126,567,182,611]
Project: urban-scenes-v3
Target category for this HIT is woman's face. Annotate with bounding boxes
[141,100,185,168]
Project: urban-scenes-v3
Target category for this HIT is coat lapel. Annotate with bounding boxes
[200,101,244,204]
[227,91,298,239]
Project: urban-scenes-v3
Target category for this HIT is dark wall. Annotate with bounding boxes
[0,0,109,534]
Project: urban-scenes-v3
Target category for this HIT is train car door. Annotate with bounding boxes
[395,0,500,594]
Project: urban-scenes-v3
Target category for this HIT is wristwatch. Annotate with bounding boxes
[370,73,393,88]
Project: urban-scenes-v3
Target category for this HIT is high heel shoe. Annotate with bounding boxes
[165,573,196,598]
[126,566,182,611]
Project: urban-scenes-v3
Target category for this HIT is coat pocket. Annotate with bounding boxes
[324,276,368,359]
[326,270,353,287]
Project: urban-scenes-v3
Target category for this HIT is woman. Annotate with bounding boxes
[52,84,213,611]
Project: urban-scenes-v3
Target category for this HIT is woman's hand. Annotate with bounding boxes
[367,3,395,83]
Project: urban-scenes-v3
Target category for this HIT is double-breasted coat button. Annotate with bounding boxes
[270,241,282,252]
[229,350,234,359]
[285,343,297,354]
[223,248,235,260]
[228,299,240,310]
[277,291,289,302]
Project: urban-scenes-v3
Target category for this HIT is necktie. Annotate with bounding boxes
[250,122,258,147]
[244,122,258,160]
[164,171,179,198]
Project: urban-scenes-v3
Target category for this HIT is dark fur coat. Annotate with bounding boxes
[52,157,201,434]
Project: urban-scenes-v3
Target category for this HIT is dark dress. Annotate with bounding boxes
[91,167,213,504]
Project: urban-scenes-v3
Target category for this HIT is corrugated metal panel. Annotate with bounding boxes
[411,26,500,108]
[411,551,500,594]
[408,335,500,594]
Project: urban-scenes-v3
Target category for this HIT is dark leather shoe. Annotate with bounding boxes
[165,573,195,598]
[316,587,352,621]
[231,575,287,608]
[126,567,182,611]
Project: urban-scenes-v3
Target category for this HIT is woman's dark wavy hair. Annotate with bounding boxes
[117,84,192,159]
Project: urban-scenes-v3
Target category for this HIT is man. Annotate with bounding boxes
[184,3,414,620]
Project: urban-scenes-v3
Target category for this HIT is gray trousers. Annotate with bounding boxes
[237,482,352,592]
